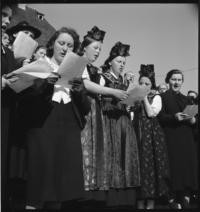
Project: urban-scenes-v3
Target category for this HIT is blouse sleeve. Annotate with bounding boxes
[150,95,162,117]
[82,67,90,80]
[99,76,105,86]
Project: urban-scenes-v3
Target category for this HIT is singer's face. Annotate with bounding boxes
[34,47,47,60]
[2,32,10,47]
[53,32,74,65]
[110,56,126,74]
[139,76,152,90]
[2,6,12,32]
[84,41,102,63]
[168,73,183,93]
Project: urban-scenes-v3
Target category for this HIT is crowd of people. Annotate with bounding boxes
[1,3,199,211]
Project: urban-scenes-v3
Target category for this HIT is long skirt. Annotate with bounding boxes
[26,102,84,207]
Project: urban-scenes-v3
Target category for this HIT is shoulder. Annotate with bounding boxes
[87,64,99,74]
[160,90,171,99]
[3,47,15,60]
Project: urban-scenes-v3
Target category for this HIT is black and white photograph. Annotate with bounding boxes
[1,1,199,211]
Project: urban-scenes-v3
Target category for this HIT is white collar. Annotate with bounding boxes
[110,70,119,79]
[45,57,59,72]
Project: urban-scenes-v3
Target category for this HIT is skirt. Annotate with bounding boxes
[26,102,84,207]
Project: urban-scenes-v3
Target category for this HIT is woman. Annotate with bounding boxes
[79,27,128,204]
[100,41,140,207]
[133,64,170,209]
[158,69,198,209]
[17,27,88,209]
[31,45,47,61]
[1,3,18,210]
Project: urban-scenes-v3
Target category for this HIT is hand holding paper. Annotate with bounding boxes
[7,59,55,93]
[182,105,198,118]
[120,85,149,106]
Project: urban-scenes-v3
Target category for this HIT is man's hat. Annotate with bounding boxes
[6,21,41,39]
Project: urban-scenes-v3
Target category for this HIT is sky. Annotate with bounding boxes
[28,3,198,94]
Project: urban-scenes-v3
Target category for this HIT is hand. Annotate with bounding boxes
[184,116,196,124]
[174,112,190,121]
[7,76,19,83]
[113,89,128,101]
[46,75,59,84]
[2,75,19,89]
[69,77,85,92]
[22,59,31,66]
[2,76,9,89]
[126,105,131,112]
[188,116,196,124]
[5,72,17,79]
[33,78,46,90]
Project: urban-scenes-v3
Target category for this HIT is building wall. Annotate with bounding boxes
[9,5,56,46]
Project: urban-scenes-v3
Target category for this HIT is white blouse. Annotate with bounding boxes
[149,94,162,117]
[45,57,71,104]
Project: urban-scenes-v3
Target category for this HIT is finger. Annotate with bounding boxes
[6,73,17,79]
[8,77,19,83]
[51,72,61,78]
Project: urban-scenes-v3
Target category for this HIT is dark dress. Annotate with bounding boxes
[100,71,140,206]
[158,89,198,193]
[133,93,170,200]
[81,64,104,191]
[101,71,140,189]
[18,78,90,207]
[1,46,17,209]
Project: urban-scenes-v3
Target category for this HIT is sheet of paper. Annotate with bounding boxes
[127,82,136,92]
[8,59,55,93]
[55,52,88,88]
[12,59,54,79]
[13,31,38,59]
[121,85,149,106]
[183,105,198,118]
[8,73,35,93]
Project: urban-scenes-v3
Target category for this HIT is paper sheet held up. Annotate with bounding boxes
[55,52,88,88]
[121,85,149,106]
[13,31,38,59]
[183,105,198,118]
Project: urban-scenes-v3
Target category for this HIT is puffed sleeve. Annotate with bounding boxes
[82,67,90,80]
[150,95,162,117]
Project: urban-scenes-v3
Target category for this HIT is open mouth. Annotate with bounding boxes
[1,25,7,30]
[60,52,66,57]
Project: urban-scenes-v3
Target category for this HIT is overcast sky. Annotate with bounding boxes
[28,3,198,94]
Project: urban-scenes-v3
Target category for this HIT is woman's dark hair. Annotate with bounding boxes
[139,75,157,90]
[77,26,105,56]
[101,41,130,73]
[34,45,46,55]
[78,37,102,56]
[138,64,156,90]
[165,69,184,83]
[46,27,80,58]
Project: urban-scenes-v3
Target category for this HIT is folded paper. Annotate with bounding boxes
[8,59,55,93]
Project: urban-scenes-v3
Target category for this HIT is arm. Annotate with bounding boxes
[143,95,162,118]
[83,79,128,101]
